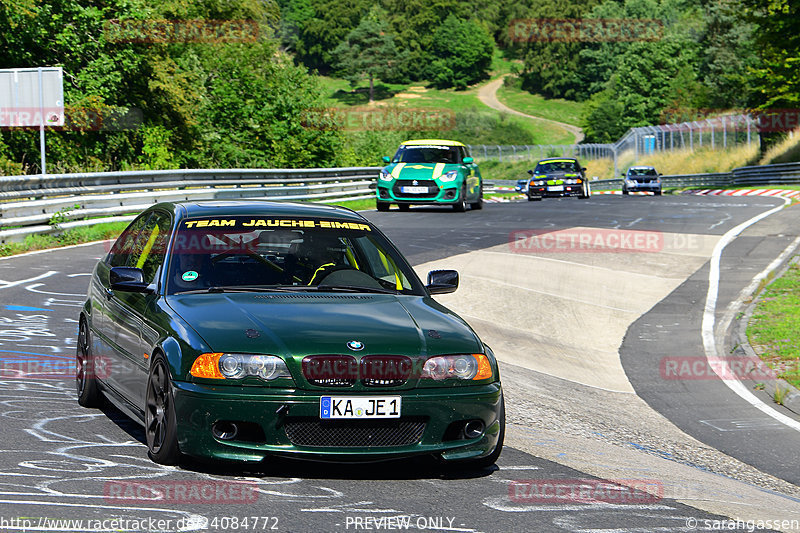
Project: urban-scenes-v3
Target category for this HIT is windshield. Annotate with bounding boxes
[393,145,460,164]
[628,168,658,176]
[534,161,581,174]
[166,216,423,295]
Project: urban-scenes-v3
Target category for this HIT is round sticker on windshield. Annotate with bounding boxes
[182,271,199,282]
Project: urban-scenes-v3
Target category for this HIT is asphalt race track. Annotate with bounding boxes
[0,194,798,532]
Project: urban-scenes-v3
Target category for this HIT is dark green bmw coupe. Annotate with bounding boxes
[78,201,504,466]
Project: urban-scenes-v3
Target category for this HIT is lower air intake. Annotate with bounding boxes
[284,417,426,447]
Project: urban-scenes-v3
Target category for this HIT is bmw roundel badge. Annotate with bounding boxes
[347,340,364,351]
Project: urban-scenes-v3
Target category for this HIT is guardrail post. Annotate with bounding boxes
[497,145,502,162]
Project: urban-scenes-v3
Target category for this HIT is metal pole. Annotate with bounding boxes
[37,67,47,174]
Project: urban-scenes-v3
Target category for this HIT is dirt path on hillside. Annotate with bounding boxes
[477,75,584,143]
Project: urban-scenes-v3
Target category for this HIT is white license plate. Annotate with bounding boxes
[320,396,401,419]
[401,186,429,194]
[548,185,564,192]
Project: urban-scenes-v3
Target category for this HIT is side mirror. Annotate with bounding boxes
[527,169,534,176]
[620,173,626,177]
[382,156,391,164]
[426,270,459,295]
[462,157,473,165]
[110,267,152,293]
[581,167,587,172]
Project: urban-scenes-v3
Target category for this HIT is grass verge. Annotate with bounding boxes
[495,78,584,126]
[747,258,800,390]
[0,221,132,258]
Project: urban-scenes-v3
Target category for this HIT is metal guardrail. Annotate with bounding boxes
[0,167,380,243]
[1,162,799,243]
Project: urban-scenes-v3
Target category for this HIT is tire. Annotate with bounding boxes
[622,189,629,195]
[145,354,182,465]
[579,183,591,199]
[398,204,410,212]
[76,319,102,408]
[453,186,467,212]
[655,189,662,196]
[470,187,483,210]
[376,201,390,212]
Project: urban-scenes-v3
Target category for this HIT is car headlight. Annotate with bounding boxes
[190,353,292,381]
[421,354,493,381]
[565,179,576,185]
[439,170,459,182]
[379,170,393,182]
[626,180,636,186]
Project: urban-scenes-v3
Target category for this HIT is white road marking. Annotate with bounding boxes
[702,197,800,432]
[25,283,85,297]
[0,271,57,291]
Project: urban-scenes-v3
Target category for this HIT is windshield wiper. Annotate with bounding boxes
[173,286,301,295]
[313,285,401,295]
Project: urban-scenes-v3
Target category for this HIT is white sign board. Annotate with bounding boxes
[0,67,64,127]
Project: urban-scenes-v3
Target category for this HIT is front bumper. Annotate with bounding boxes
[528,184,583,197]
[172,380,503,462]
[376,184,461,205]
[624,182,661,192]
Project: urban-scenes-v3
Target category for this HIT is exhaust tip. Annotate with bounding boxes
[212,421,239,441]
[463,420,484,439]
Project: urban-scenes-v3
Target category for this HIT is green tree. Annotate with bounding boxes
[581,35,701,141]
[333,7,403,102]
[286,0,370,73]
[516,0,600,100]
[428,15,494,90]
[739,0,800,110]
[699,0,757,110]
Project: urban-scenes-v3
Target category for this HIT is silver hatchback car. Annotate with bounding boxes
[622,166,662,195]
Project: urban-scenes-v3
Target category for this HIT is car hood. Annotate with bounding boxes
[166,292,482,359]
[383,162,462,181]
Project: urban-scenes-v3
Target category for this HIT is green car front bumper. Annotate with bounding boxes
[172,380,503,463]
[376,181,462,205]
